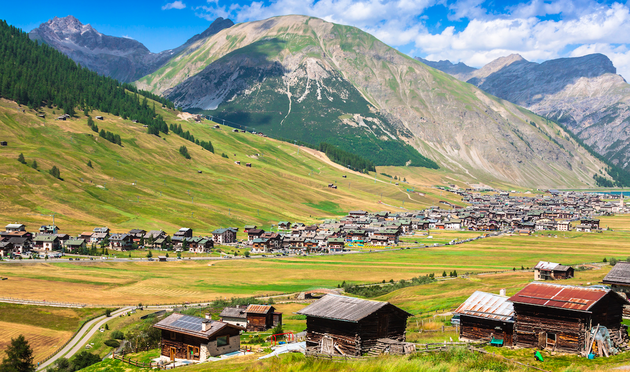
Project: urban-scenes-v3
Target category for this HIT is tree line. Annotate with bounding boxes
[169,123,214,152]
[0,20,171,137]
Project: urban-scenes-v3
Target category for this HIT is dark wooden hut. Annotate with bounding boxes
[455,291,514,346]
[154,313,243,362]
[297,294,412,356]
[534,261,574,280]
[245,304,275,331]
[603,262,630,317]
[509,282,628,353]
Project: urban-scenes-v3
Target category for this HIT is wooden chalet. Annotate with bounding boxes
[65,239,86,252]
[247,228,264,241]
[245,304,275,331]
[297,294,412,356]
[251,238,271,253]
[32,235,60,252]
[455,291,514,346]
[154,313,243,362]
[603,262,630,316]
[0,241,14,257]
[534,261,574,281]
[509,282,629,353]
[5,224,26,232]
[187,237,213,253]
[327,238,345,252]
[109,233,134,250]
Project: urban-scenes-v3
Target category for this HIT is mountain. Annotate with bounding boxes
[28,16,233,82]
[420,53,630,170]
[415,57,476,80]
[136,15,606,187]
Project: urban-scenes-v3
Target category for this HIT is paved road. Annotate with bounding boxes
[37,307,132,370]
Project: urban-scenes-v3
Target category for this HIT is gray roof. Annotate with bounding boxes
[455,291,514,322]
[154,313,240,339]
[603,262,630,286]
[220,307,247,319]
[297,294,410,323]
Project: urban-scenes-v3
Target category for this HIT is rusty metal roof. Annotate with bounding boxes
[297,294,411,323]
[245,304,273,314]
[508,282,613,312]
[455,291,514,322]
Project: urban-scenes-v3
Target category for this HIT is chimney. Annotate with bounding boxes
[202,319,210,332]
[500,288,506,296]
[205,313,211,320]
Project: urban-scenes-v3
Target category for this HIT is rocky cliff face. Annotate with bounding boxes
[137,15,605,187]
[421,53,630,169]
[29,16,233,83]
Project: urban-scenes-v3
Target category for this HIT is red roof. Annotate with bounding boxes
[508,282,618,312]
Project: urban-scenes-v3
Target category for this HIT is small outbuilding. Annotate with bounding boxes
[534,261,574,281]
[455,291,514,346]
[245,304,275,331]
[297,294,412,356]
[219,306,248,328]
[154,313,243,362]
[603,261,630,317]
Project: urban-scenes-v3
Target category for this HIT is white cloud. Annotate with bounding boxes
[415,2,630,80]
[162,1,186,10]
[121,35,135,39]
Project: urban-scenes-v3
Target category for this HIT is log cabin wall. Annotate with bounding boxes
[247,313,272,331]
[304,307,408,356]
[459,315,513,346]
[305,317,361,356]
[513,304,588,353]
[590,292,625,332]
[159,330,206,360]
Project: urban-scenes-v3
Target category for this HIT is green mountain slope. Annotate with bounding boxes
[136,15,606,188]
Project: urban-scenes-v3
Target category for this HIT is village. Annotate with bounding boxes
[2,188,630,370]
[0,189,624,259]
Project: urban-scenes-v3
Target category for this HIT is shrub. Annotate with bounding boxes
[111,330,124,340]
[104,339,120,348]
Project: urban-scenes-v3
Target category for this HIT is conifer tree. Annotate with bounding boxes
[0,334,35,372]
[31,160,37,170]
[87,160,93,168]
[17,153,26,164]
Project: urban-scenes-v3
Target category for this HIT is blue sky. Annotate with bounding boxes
[4,0,630,79]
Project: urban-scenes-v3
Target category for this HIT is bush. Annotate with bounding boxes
[71,351,101,370]
[179,145,191,159]
[111,330,125,340]
[104,339,120,348]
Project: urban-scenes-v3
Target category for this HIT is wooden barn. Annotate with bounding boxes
[509,282,629,353]
[603,262,630,317]
[534,261,574,280]
[455,291,514,346]
[297,294,412,356]
[154,313,243,362]
[245,304,275,331]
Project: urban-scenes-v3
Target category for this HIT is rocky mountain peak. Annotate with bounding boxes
[44,15,96,36]
[185,17,234,45]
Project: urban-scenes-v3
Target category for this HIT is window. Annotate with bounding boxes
[217,336,229,347]
[546,333,556,347]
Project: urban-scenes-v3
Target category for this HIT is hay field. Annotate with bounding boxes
[1,217,629,305]
[0,321,72,363]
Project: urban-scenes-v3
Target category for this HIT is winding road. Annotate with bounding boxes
[37,307,133,370]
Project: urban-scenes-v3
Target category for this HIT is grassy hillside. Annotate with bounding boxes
[0,97,463,235]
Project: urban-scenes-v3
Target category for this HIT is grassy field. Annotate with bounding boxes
[1,216,628,305]
[0,98,465,236]
[0,303,104,363]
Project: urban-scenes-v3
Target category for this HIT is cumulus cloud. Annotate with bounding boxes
[416,2,630,80]
[162,1,186,10]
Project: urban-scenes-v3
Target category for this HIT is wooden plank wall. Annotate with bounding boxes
[460,315,513,346]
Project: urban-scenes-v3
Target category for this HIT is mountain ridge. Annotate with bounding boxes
[137,15,606,187]
[419,53,630,170]
[28,16,234,82]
